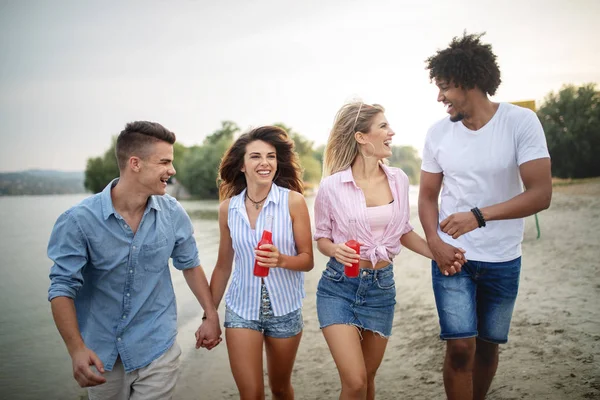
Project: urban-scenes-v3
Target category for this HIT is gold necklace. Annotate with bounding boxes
[246,191,269,210]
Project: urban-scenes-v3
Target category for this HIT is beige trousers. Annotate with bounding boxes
[88,342,181,400]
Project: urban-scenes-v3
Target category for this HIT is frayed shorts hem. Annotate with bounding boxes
[320,322,391,339]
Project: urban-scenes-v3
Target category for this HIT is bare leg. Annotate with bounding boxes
[473,338,499,400]
[264,332,302,400]
[360,331,389,400]
[322,325,368,399]
[226,328,265,400]
[443,338,476,400]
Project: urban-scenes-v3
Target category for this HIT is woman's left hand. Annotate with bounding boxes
[255,244,280,268]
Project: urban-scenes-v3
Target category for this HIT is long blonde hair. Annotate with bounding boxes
[322,102,385,177]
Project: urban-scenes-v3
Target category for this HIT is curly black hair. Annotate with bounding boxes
[425,32,501,96]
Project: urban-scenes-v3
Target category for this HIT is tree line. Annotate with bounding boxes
[84,122,423,197]
[537,83,599,179]
[84,82,600,196]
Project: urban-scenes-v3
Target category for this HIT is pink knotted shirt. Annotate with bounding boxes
[313,164,414,266]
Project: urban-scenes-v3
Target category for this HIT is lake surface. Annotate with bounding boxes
[0,187,417,399]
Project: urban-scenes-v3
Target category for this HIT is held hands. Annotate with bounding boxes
[440,211,479,239]
[429,238,467,276]
[334,242,361,267]
[255,244,281,268]
[195,315,222,350]
[70,346,106,388]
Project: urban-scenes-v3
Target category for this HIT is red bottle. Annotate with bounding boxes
[254,215,273,277]
[344,219,360,277]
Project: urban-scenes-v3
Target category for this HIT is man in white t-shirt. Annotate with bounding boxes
[418,32,552,400]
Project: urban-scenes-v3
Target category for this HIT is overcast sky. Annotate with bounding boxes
[1,0,598,172]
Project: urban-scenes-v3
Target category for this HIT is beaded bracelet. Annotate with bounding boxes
[470,207,486,228]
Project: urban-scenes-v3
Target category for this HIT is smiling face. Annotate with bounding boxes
[136,140,176,196]
[241,140,277,186]
[356,112,395,159]
[435,78,469,122]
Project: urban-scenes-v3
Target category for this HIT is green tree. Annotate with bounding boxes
[387,145,421,184]
[274,123,322,184]
[84,138,119,193]
[537,83,600,178]
[203,121,240,145]
[176,122,238,199]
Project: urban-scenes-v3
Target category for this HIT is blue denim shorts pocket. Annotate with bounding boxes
[375,269,395,290]
[322,260,344,282]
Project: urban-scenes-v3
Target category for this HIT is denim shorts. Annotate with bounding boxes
[224,282,303,338]
[432,257,521,344]
[316,257,396,338]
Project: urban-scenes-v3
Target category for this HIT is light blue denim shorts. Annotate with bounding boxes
[224,282,303,338]
[316,257,396,338]
[432,257,521,344]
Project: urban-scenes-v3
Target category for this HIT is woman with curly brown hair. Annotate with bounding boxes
[208,125,314,399]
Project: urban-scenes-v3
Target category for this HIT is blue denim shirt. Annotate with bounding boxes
[48,179,200,372]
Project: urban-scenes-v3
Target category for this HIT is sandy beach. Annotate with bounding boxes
[174,180,600,400]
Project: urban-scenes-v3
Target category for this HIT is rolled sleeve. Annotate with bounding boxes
[47,211,87,301]
[313,183,333,241]
[169,200,200,270]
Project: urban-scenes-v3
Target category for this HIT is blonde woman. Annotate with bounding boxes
[313,102,464,399]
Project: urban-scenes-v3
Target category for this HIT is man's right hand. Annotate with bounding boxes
[429,237,467,276]
[70,347,106,387]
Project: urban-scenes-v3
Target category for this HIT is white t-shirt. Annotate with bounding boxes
[421,102,550,262]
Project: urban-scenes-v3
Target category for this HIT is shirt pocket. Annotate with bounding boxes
[140,237,170,272]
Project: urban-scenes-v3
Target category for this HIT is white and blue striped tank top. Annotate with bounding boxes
[225,183,305,320]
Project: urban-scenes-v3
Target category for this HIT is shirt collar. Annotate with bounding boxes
[101,178,161,220]
[340,162,397,186]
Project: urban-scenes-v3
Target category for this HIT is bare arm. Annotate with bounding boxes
[51,297,106,387]
[255,191,314,272]
[418,170,465,275]
[208,199,234,311]
[400,230,433,259]
[440,158,552,239]
[482,158,552,220]
[418,171,444,243]
[183,265,222,350]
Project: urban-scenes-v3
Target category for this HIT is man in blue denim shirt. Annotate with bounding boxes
[48,121,221,399]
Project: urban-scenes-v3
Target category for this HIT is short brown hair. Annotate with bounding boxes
[115,121,176,170]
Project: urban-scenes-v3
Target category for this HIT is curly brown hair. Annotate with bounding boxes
[425,32,501,96]
[217,126,304,201]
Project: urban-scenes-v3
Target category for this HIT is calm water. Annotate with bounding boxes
[0,194,222,400]
[0,188,417,400]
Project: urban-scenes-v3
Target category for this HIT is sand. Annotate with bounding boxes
[174,181,600,399]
